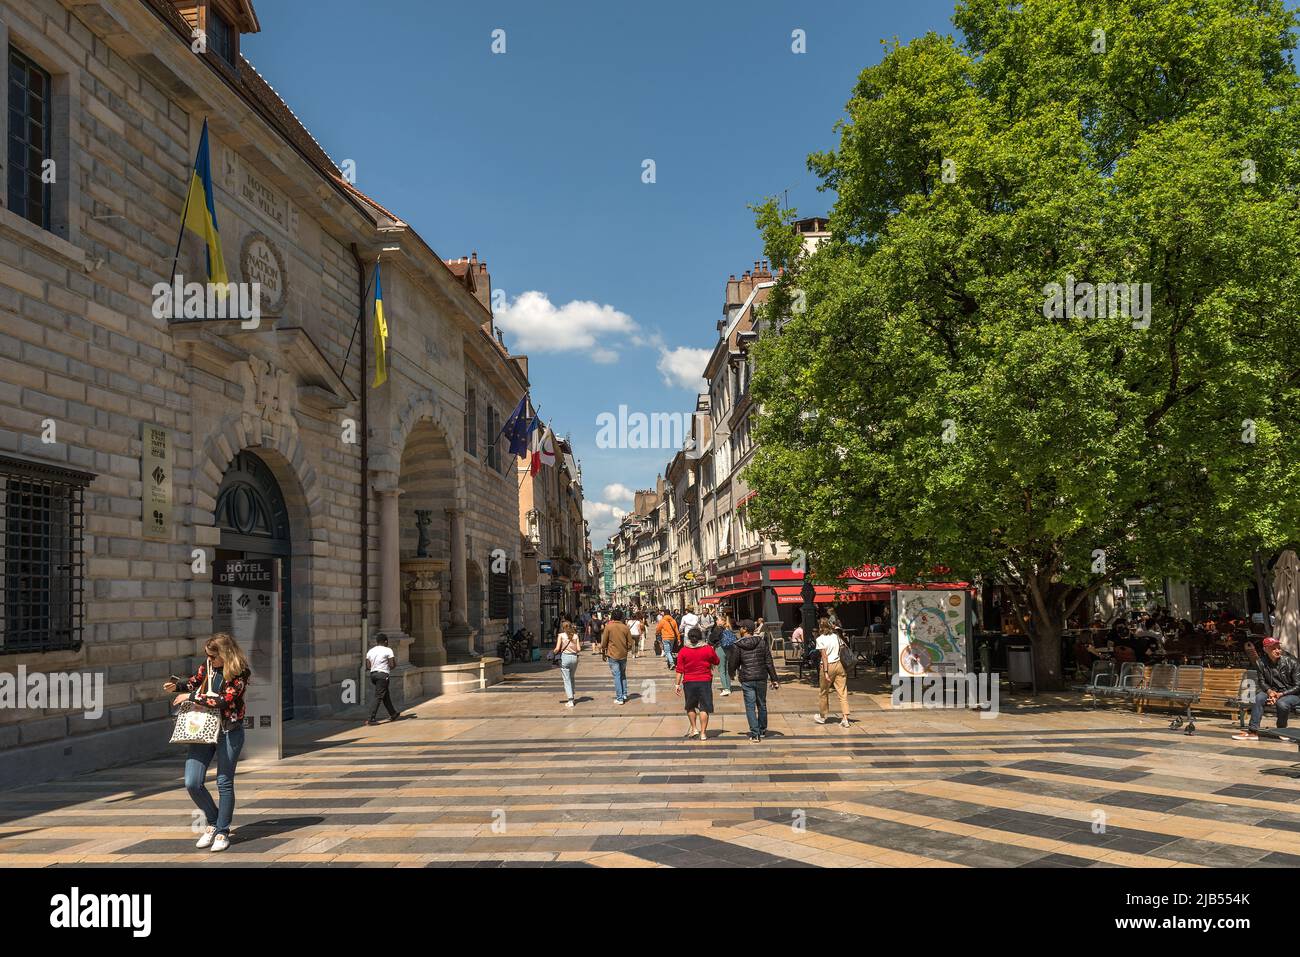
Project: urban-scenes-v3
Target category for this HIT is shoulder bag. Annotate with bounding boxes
[169,665,221,745]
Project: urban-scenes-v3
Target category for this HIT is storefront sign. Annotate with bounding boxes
[141,424,172,541]
[213,558,283,763]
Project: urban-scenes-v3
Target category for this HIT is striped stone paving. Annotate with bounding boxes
[5,652,1300,868]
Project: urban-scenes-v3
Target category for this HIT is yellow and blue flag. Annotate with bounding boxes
[372,261,388,387]
[180,118,228,286]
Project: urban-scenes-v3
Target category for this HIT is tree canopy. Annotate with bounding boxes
[746,0,1300,686]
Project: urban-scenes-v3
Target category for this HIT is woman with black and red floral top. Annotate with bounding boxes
[162,632,251,853]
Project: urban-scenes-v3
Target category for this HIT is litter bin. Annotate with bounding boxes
[1005,641,1036,695]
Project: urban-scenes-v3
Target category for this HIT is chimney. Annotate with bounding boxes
[471,251,478,265]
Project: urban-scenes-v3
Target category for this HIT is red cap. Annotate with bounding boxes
[1263,637,1281,650]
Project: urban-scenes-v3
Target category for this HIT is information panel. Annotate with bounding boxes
[212,558,283,764]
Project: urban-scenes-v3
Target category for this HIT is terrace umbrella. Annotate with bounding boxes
[1273,549,1300,656]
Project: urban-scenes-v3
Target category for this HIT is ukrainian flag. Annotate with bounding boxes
[372,261,388,387]
[181,118,228,286]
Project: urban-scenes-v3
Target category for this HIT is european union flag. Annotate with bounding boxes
[501,394,536,458]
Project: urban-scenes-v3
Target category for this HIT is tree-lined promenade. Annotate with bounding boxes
[745,0,1300,690]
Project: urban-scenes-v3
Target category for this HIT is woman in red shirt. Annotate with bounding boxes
[675,627,719,740]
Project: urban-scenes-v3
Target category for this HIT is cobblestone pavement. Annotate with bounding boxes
[4,653,1300,868]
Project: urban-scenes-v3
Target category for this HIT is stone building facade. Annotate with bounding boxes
[0,0,526,785]
[518,429,594,643]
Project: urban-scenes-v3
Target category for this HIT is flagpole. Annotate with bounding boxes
[167,118,206,318]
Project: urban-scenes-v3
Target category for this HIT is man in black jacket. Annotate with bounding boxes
[728,620,780,742]
[1236,637,1300,741]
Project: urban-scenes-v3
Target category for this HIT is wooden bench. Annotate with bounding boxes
[1135,666,1250,722]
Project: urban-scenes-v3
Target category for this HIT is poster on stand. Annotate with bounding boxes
[894,589,971,675]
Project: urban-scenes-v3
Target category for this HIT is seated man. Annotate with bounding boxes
[1235,637,1300,741]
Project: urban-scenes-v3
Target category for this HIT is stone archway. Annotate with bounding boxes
[196,415,321,719]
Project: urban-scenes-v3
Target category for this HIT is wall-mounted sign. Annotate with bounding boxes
[539,560,553,574]
[141,424,172,541]
[239,231,289,315]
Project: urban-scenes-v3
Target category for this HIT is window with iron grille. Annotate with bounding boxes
[0,455,92,655]
[7,46,52,230]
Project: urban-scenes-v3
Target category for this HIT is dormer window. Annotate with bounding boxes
[208,10,235,65]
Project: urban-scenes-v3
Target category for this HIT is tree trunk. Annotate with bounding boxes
[1022,577,1068,693]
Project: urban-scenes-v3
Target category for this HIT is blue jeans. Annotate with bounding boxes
[661,641,675,667]
[1251,691,1300,731]
[607,657,628,701]
[559,653,579,699]
[718,645,731,691]
[741,681,769,735]
[185,725,245,836]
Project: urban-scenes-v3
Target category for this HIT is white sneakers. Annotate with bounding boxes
[196,827,229,852]
[840,718,851,728]
[720,689,731,696]
[565,699,575,708]
[812,714,827,724]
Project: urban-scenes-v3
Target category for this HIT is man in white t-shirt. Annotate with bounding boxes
[364,635,401,725]
[680,607,700,634]
[813,619,850,728]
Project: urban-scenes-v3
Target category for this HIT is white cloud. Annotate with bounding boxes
[657,345,711,391]
[495,291,637,360]
[602,483,635,503]
[584,500,628,545]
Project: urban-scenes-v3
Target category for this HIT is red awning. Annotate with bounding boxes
[773,582,971,604]
[698,587,759,603]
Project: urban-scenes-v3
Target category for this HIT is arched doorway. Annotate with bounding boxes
[215,450,294,719]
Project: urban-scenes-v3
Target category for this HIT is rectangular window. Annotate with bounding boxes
[0,455,91,655]
[488,568,511,620]
[465,387,477,457]
[7,46,52,230]
[486,407,498,471]
[207,10,236,66]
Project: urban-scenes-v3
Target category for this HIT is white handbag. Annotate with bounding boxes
[169,665,222,745]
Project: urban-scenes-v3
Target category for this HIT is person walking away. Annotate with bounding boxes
[553,620,582,708]
[680,605,700,638]
[675,627,719,740]
[601,610,634,704]
[657,609,680,670]
[363,634,402,725]
[813,618,851,728]
[715,614,736,697]
[1235,637,1300,741]
[728,619,780,740]
[629,613,645,659]
[164,632,251,853]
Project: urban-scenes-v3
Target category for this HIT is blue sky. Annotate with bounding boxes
[244,0,959,544]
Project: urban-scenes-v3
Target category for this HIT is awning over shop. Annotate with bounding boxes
[773,582,971,604]
[698,587,759,603]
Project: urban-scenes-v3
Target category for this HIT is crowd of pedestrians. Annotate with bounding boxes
[554,601,861,743]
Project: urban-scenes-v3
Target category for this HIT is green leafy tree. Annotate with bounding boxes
[746,0,1300,690]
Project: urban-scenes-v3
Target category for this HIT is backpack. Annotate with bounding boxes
[720,628,737,648]
[838,635,855,670]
